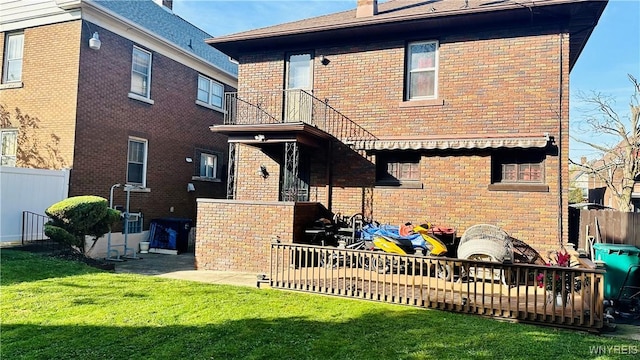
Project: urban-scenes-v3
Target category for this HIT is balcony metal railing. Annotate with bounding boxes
[224,90,377,142]
[270,243,606,331]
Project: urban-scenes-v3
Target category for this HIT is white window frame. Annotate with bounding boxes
[3,32,24,84]
[130,46,152,100]
[199,153,218,179]
[406,40,438,100]
[196,75,224,111]
[127,137,148,187]
[1,129,18,166]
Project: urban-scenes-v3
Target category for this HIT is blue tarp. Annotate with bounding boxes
[148,222,177,250]
[361,224,428,251]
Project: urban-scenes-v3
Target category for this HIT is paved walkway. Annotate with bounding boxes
[112,252,262,288]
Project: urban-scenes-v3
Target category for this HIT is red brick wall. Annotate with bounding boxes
[71,22,232,227]
[2,20,234,228]
[0,21,82,169]
[196,199,295,272]
[234,144,281,201]
[221,26,570,254]
[196,200,329,272]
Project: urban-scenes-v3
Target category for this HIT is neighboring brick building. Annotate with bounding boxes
[195,0,608,273]
[584,153,640,212]
[0,0,237,255]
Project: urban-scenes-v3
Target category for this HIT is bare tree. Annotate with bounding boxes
[570,75,640,212]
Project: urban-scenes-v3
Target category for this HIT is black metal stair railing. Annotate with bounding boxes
[224,90,377,142]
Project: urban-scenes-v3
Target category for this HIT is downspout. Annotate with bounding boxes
[326,141,333,212]
[557,32,564,246]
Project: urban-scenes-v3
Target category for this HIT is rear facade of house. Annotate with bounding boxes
[0,0,237,252]
[196,0,607,273]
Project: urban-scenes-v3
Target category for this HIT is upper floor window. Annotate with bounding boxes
[376,152,421,187]
[130,46,152,98]
[1,129,17,166]
[127,137,148,187]
[3,32,24,84]
[196,75,223,110]
[200,153,218,179]
[406,40,438,100]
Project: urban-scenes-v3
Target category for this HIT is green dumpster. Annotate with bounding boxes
[592,243,640,300]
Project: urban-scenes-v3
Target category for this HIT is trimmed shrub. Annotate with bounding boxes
[45,196,120,254]
[43,225,76,247]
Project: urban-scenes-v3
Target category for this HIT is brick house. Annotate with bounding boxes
[195,0,607,272]
[0,0,237,255]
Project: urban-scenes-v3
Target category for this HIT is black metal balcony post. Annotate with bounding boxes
[282,142,299,201]
[226,143,237,199]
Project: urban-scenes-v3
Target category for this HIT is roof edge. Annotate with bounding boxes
[206,0,593,45]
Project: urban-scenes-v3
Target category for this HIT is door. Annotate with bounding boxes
[284,52,313,123]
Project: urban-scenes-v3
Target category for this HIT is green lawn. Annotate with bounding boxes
[1,250,636,360]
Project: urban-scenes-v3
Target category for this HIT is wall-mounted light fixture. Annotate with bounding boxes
[258,165,269,179]
[320,55,330,66]
[185,157,193,163]
[254,134,266,142]
[89,32,101,50]
[187,183,195,192]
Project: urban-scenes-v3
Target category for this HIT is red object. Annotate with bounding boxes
[399,223,413,237]
[428,226,456,236]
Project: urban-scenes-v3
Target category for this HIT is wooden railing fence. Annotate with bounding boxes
[270,243,605,332]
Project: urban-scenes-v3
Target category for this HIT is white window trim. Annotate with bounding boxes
[0,82,23,90]
[406,40,439,101]
[128,92,155,105]
[199,152,218,180]
[195,99,225,113]
[3,32,24,84]
[129,46,153,100]
[127,137,148,188]
[196,74,224,112]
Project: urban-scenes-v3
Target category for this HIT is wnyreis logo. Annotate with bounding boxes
[589,345,638,355]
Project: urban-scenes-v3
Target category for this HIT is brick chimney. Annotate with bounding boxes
[581,156,587,164]
[153,0,173,11]
[356,0,378,18]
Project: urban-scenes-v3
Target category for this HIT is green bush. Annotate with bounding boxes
[45,196,121,254]
[43,225,76,247]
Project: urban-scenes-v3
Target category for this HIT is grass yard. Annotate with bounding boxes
[1,250,637,360]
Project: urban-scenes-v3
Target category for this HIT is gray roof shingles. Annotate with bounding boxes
[95,0,237,77]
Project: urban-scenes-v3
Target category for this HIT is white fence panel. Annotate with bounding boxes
[0,167,69,242]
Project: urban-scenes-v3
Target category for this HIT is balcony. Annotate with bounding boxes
[222,89,376,143]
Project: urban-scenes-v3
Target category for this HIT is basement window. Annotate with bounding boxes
[376,152,422,188]
[126,213,143,234]
[489,150,548,192]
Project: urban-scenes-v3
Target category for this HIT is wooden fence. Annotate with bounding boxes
[575,209,640,250]
[270,243,605,332]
